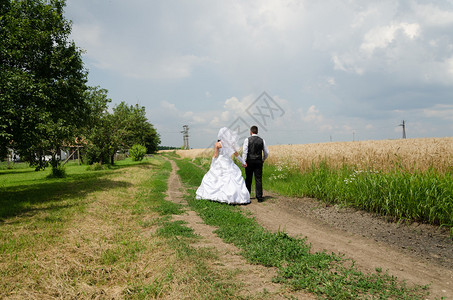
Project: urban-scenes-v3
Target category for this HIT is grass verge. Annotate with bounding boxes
[264,162,453,230]
[175,157,430,299]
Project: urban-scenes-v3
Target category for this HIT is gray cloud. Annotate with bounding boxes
[65,0,453,147]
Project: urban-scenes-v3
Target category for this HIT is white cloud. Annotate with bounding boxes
[413,3,453,26]
[447,56,453,76]
[360,22,420,54]
[423,104,453,120]
[332,54,364,75]
[326,77,336,86]
[300,105,325,123]
[161,101,177,111]
[351,8,379,28]
[224,97,248,114]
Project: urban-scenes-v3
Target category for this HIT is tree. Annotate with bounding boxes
[0,0,89,170]
[82,97,160,165]
[82,87,113,165]
[108,102,160,164]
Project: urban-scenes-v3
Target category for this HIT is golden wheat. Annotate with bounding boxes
[267,137,453,173]
[166,137,453,173]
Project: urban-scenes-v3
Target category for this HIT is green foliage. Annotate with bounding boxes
[86,162,104,171]
[110,102,160,155]
[129,144,147,161]
[264,162,453,227]
[82,97,160,165]
[0,0,89,170]
[48,164,66,178]
[82,87,113,165]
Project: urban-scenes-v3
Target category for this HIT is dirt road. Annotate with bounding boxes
[243,192,452,299]
[167,158,452,299]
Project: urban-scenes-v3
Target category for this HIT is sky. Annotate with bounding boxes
[64,0,453,148]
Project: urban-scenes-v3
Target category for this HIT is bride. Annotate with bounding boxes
[196,127,251,205]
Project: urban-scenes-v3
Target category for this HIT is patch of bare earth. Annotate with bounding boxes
[165,159,316,299]
[242,191,453,300]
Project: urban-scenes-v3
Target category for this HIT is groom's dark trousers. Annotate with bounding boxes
[245,160,263,201]
[245,135,265,201]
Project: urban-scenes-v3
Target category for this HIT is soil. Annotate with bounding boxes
[166,158,453,299]
[165,159,315,299]
[244,192,453,299]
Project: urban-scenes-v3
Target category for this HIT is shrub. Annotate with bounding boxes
[86,162,104,171]
[48,165,66,178]
[129,144,147,161]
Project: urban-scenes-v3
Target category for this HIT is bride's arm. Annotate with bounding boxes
[234,152,246,166]
[213,141,221,158]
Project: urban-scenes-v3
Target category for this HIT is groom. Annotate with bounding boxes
[242,126,269,202]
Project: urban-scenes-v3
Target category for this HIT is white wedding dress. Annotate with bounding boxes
[196,146,250,205]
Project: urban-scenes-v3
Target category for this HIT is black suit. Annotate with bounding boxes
[245,135,265,201]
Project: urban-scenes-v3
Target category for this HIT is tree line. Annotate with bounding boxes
[0,0,160,171]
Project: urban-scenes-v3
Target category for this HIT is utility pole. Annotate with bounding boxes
[181,125,189,149]
[399,120,406,139]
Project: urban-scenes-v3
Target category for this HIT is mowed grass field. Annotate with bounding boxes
[169,137,453,229]
[0,158,244,299]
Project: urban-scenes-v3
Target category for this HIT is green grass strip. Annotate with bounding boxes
[132,157,241,299]
[264,162,453,229]
[174,158,429,299]
[132,158,184,217]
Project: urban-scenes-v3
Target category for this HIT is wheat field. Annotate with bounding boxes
[163,137,453,173]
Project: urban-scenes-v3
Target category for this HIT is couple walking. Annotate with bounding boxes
[196,126,269,205]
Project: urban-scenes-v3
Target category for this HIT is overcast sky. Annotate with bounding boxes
[64,0,453,148]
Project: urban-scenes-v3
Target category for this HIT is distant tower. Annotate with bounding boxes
[181,125,189,149]
[399,120,406,139]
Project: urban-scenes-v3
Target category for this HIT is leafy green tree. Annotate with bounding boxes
[82,96,160,165]
[82,87,113,165]
[0,0,88,170]
[108,102,160,164]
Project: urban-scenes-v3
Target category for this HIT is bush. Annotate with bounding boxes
[48,165,66,178]
[86,162,104,171]
[129,144,147,161]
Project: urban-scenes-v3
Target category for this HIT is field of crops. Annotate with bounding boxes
[169,137,453,173]
[167,137,453,228]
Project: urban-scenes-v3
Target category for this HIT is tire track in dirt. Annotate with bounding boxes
[164,158,315,299]
[242,192,452,300]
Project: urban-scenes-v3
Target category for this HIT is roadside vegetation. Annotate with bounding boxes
[264,161,453,232]
[174,156,430,299]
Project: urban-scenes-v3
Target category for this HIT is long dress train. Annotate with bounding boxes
[196,147,250,205]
